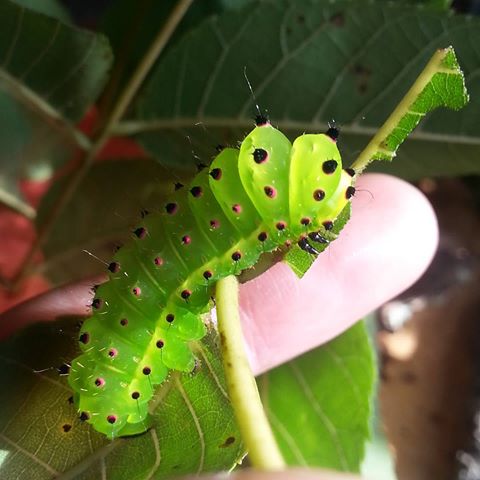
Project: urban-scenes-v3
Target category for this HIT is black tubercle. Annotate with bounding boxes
[174,182,184,191]
[255,114,269,126]
[140,209,150,218]
[308,232,328,244]
[298,237,320,255]
[346,186,356,199]
[345,167,356,177]
[196,163,208,172]
[325,126,340,141]
[57,363,70,375]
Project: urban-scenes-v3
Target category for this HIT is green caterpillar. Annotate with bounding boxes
[68,117,355,438]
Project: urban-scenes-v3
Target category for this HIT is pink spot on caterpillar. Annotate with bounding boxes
[203,270,213,280]
[79,333,89,344]
[94,378,105,387]
[231,251,242,262]
[301,217,311,226]
[181,289,191,300]
[142,366,151,375]
[108,261,120,273]
[182,235,191,245]
[190,186,203,198]
[258,232,268,242]
[346,186,356,199]
[132,287,141,296]
[108,348,118,358]
[156,339,164,348]
[91,298,103,310]
[133,227,147,239]
[131,391,140,400]
[210,168,222,180]
[209,219,220,229]
[232,204,242,214]
[264,186,276,198]
[166,313,175,323]
[120,318,128,326]
[107,415,117,424]
[253,148,268,164]
[276,221,286,231]
[323,220,334,231]
[313,189,325,201]
[154,257,164,266]
[165,203,178,214]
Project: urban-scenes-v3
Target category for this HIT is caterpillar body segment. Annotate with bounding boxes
[68,122,354,438]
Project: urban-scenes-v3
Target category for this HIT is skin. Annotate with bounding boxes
[0,173,438,479]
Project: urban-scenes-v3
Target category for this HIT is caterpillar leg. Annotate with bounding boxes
[308,231,329,244]
[298,237,320,255]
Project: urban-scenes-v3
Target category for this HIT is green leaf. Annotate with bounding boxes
[10,0,70,22]
[285,203,351,278]
[128,0,478,179]
[0,319,243,479]
[352,46,468,172]
[0,0,112,213]
[259,321,376,472]
[36,159,181,285]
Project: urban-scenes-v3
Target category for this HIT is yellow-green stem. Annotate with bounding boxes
[216,275,286,471]
[351,48,451,173]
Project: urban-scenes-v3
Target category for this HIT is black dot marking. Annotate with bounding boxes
[62,424,72,433]
[220,436,236,447]
[108,348,118,358]
[174,182,184,191]
[108,261,120,273]
[156,339,164,348]
[258,232,268,242]
[346,186,356,199]
[345,167,356,177]
[131,391,140,400]
[255,114,269,126]
[253,148,268,164]
[264,186,276,198]
[79,412,90,422]
[165,202,178,214]
[313,189,326,201]
[322,160,338,174]
[57,363,70,375]
[181,289,191,300]
[107,415,117,424]
[203,270,213,280]
[154,257,164,266]
[92,298,103,310]
[190,186,203,198]
[133,227,147,239]
[301,217,311,226]
[323,220,334,231]
[182,235,191,245]
[276,221,286,231]
[231,251,242,262]
[210,168,222,180]
[325,126,340,141]
[95,378,105,387]
[232,204,242,214]
[120,318,128,326]
[142,367,151,375]
[209,219,220,229]
[132,287,141,296]
[166,314,175,323]
[79,333,90,344]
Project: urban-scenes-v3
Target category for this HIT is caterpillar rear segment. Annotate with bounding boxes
[68,122,355,438]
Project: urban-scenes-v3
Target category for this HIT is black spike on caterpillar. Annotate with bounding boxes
[68,121,355,438]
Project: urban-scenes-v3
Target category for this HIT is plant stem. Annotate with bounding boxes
[12,0,193,288]
[351,48,451,173]
[216,275,286,471]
